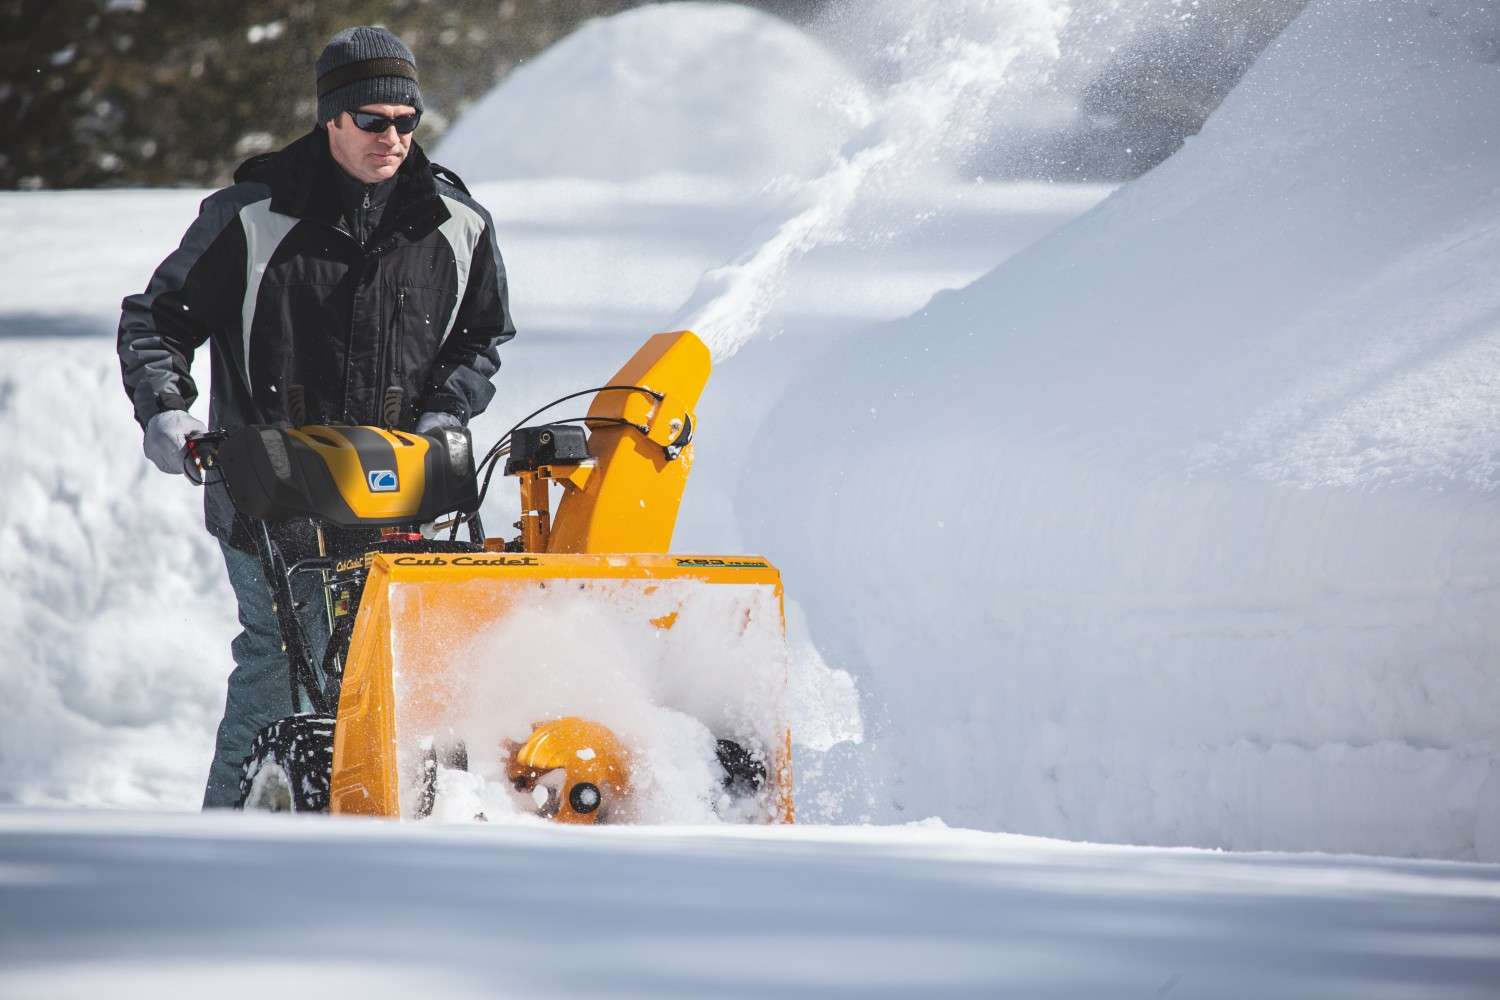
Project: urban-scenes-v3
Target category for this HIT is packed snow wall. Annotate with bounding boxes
[435,2,869,189]
[740,0,1500,859]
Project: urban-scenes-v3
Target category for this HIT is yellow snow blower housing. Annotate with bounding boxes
[205,331,793,825]
[332,549,790,822]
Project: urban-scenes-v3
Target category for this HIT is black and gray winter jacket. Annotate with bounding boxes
[118,127,515,546]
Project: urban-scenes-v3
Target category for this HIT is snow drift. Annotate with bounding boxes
[740,0,1500,859]
[435,3,868,188]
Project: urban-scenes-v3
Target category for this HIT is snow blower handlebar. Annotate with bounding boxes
[182,330,707,558]
[182,429,227,484]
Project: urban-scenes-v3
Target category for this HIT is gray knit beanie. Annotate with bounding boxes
[315,27,424,124]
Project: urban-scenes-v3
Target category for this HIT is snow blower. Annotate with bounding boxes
[190,331,791,824]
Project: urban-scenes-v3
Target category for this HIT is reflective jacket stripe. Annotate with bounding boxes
[238,199,299,387]
[435,194,486,348]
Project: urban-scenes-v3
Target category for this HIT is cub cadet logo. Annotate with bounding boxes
[367,469,398,492]
[675,558,770,569]
[335,554,373,573]
[392,555,540,567]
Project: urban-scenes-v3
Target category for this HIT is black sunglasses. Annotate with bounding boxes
[349,110,421,135]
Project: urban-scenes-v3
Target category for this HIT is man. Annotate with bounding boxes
[117,26,515,808]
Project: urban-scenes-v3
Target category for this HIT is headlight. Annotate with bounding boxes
[442,427,472,477]
[258,428,292,481]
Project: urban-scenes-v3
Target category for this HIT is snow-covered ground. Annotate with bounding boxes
[3,810,1499,1000]
[3,0,1500,992]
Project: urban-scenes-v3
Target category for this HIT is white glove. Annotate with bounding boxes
[415,411,462,434]
[143,410,208,475]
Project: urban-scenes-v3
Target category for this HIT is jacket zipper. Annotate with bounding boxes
[372,287,405,426]
[329,204,402,424]
[371,280,388,424]
[393,289,406,385]
[386,289,406,426]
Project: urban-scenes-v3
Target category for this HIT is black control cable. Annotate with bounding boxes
[467,385,662,522]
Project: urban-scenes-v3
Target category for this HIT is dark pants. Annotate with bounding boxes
[202,540,332,808]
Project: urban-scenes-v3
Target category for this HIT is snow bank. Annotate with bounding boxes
[0,338,232,808]
[741,0,1500,859]
[435,2,868,188]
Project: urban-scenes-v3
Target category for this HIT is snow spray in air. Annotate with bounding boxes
[673,0,1070,360]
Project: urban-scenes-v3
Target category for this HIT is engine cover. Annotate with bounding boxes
[217,425,479,528]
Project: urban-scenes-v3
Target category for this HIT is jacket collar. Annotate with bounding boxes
[234,127,450,240]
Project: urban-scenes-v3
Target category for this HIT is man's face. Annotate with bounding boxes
[325,103,416,184]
